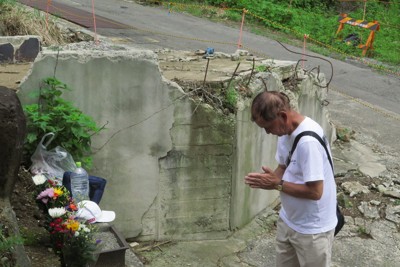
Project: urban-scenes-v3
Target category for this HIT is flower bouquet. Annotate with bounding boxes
[32,174,101,267]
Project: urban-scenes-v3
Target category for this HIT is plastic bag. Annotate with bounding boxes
[30,133,77,185]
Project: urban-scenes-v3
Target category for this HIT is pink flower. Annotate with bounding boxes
[37,188,55,203]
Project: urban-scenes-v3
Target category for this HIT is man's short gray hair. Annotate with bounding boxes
[251,91,290,122]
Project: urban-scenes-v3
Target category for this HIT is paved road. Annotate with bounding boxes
[43,0,400,150]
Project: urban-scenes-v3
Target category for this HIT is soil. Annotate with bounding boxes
[0,63,32,91]
[11,168,61,267]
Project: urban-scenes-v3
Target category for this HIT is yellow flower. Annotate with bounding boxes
[65,219,80,232]
[53,187,63,197]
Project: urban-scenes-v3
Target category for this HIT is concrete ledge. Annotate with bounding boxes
[0,35,41,63]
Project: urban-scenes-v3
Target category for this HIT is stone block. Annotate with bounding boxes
[0,43,14,62]
[15,37,40,62]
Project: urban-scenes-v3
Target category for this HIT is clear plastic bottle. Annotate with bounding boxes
[70,162,89,203]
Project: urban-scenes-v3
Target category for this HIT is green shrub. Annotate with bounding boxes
[23,77,103,169]
[223,9,242,21]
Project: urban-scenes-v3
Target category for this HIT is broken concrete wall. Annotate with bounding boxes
[18,43,333,241]
[18,45,180,239]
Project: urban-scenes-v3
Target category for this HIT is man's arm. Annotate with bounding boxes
[279,180,323,200]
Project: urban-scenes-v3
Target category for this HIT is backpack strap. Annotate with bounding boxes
[287,131,333,173]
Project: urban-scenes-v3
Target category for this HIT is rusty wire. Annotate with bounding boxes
[246,58,255,87]
[277,41,333,89]
[226,62,241,91]
[202,58,210,88]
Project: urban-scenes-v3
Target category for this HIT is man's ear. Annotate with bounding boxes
[278,110,288,121]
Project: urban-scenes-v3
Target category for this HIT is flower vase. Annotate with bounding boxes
[62,248,90,267]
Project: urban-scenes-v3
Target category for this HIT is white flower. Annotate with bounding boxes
[48,207,66,218]
[78,224,91,233]
[32,174,47,185]
[74,231,80,237]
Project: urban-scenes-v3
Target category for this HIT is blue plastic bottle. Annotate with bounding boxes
[70,162,89,203]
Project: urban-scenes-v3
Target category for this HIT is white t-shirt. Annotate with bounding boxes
[275,117,337,234]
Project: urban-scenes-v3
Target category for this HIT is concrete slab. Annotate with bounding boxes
[332,140,387,178]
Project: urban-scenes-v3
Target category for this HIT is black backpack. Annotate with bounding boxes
[288,131,345,236]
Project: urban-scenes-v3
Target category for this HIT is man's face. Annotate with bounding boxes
[254,114,287,136]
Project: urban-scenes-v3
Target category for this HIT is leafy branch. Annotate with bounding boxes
[23,77,104,169]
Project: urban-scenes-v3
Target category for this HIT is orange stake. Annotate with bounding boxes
[91,0,98,45]
[46,0,51,32]
[237,9,247,49]
[302,34,309,69]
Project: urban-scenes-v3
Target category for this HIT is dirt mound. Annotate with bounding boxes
[11,168,61,266]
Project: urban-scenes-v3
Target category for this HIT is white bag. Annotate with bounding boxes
[30,133,76,185]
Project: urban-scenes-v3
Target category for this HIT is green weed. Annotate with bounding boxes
[23,77,104,169]
[358,226,367,234]
[0,227,24,267]
[255,65,267,72]
[225,85,238,110]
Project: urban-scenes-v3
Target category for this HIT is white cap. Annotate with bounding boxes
[76,200,115,224]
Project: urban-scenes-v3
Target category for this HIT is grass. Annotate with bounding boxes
[225,84,238,110]
[357,226,372,239]
[0,0,68,46]
[19,227,44,246]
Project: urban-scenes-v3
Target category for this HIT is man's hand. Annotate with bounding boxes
[244,166,281,190]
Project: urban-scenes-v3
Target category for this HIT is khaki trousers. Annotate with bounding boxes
[276,217,334,267]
